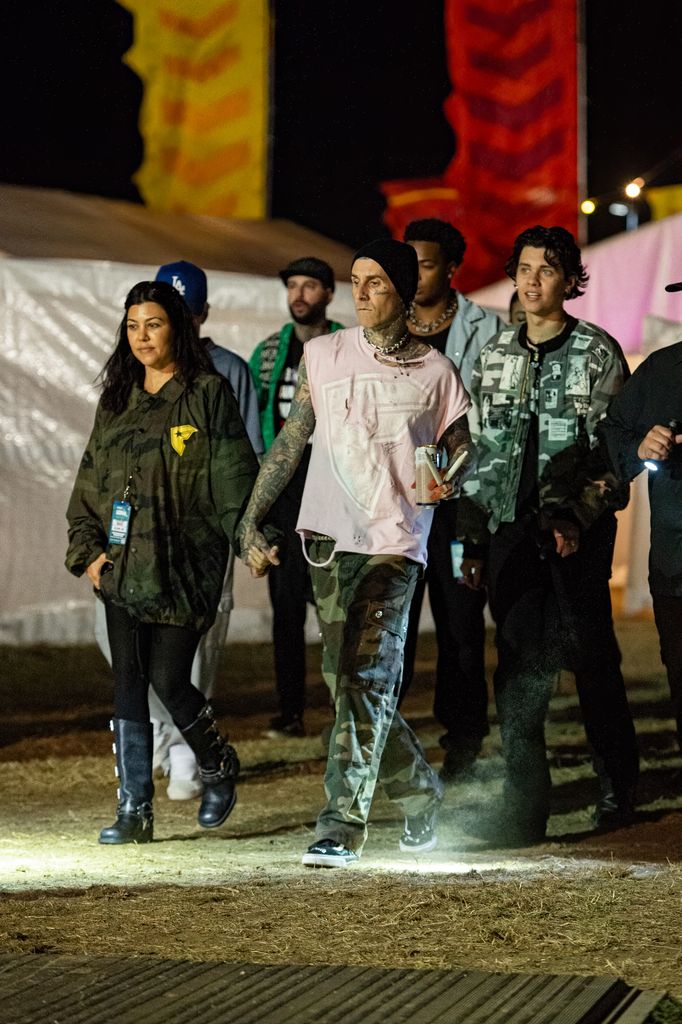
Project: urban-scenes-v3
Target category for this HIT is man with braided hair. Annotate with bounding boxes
[401,218,504,779]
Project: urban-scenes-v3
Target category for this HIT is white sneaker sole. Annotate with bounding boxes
[399,835,438,854]
[301,851,358,868]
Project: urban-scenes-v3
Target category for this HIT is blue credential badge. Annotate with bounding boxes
[108,501,132,545]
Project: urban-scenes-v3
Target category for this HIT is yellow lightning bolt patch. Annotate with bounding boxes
[170,424,198,456]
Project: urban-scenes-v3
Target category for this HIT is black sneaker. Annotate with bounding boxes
[591,791,636,830]
[301,839,359,868]
[399,802,439,853]
[265,715,305,739]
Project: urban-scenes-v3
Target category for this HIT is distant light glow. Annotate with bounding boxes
[580,199,596,215]
[625,181,642,198]
[609,202,629,217]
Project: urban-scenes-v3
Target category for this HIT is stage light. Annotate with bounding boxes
[580,199,596,215]
[625,181,642,198]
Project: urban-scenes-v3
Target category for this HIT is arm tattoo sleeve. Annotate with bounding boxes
[441,414,472,461]
[243,357,316,526]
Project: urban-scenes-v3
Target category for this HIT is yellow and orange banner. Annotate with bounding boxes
[120,0,270,218]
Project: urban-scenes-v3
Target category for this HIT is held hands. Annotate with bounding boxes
[238,519,280,578]
[86,552,113,589]
[638,424,682,463]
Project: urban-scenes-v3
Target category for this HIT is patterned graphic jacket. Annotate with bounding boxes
[249,320,344,451]
[461,319,630,541]
[65,374,259,632]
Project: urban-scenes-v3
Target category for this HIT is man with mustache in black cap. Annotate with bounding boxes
[238,239,473,867]
[249,258,344,739]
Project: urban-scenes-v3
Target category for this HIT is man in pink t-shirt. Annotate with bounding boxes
[238,239,472,867]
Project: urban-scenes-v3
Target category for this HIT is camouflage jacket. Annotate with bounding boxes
[65,374,259,632]
[461,319,630,540]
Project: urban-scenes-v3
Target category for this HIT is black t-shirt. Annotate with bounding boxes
[423,324,451,355]
[514,316,577,518]
[274,334,304,437]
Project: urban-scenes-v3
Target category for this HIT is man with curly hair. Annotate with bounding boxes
[460,225,639,845]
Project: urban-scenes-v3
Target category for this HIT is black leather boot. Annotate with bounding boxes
[99,719,154,844]
[592,758,636,829]
[181,705,239,828]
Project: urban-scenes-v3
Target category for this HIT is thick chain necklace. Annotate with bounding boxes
[363,328,409,355]
[407,292,458,334]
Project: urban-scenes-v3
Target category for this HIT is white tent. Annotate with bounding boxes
[2,187,681,642]
[0,186,355,644]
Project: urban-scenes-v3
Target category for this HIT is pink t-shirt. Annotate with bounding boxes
[297,326,470,565]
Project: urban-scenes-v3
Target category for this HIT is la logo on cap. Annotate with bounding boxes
[171,275,186,296]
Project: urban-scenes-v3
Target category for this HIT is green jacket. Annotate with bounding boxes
[249,320,344,450]
[462,319,629,541]
[65,374,259,632]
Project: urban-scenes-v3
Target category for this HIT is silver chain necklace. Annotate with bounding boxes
[407,292,458,334]
[363,328,409,355]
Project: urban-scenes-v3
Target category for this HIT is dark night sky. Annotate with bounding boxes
[2,1,680,249]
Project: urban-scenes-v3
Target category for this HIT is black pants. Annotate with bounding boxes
[267,483,314,720]
[105,601,205,728]
[652,594,682,751]
[401,503,488,744]
[488,513,639,827]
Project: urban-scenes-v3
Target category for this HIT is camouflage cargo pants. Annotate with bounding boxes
[307,539,443,853]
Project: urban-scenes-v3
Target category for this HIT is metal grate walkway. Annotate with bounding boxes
[0,953,665,1024]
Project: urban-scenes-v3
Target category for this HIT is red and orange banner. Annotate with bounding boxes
[382,0,580,292]
[120,0,269,218]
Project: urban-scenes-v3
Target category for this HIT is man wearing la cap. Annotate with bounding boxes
[94,260,264,800]
[239,239,473,867]
[249,258,344,738]
[601,277,682,754]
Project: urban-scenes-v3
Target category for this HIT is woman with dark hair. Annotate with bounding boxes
[66,280,259,844]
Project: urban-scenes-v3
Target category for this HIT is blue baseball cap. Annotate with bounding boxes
[155,261,207,315]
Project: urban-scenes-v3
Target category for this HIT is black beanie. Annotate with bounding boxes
[352,239,419,308]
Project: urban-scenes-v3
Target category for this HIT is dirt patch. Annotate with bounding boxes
[1,626,682,1000]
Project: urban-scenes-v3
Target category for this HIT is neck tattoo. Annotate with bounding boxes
[407,292,458,334]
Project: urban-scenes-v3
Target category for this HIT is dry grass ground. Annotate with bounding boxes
[1,622,681,1002]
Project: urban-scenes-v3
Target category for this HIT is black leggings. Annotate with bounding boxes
[105,602,206,727]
